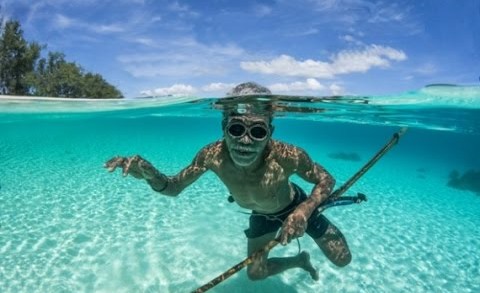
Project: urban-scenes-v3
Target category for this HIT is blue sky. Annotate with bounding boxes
[1,0,479,98]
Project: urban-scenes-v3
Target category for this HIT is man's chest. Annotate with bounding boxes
[214,159,290,193]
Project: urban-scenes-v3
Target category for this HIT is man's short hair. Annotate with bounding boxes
[226,82,272,97]
[219,82,274,129]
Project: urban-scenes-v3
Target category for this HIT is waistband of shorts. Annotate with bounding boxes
[252,183,305,217]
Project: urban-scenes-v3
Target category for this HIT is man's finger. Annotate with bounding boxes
[123,158,133,176]
[106,165,117,172]
[279,229,286,245]
[280,230,291,245]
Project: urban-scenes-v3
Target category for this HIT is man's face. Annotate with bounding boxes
[224,115,272,167]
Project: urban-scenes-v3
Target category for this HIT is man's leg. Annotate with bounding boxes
[247,231,319,281]
[312,219,352,267]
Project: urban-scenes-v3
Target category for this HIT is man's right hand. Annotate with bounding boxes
[104,155,158,180]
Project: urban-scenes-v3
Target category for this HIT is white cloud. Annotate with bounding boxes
[240,44,407,78]
[308,0,340,11]
[309,0,409,23]
[341,34,355,42]
[331,45,406,74]
[329,83,345,95]
[54,14,73,28]
[3,0,104,27]
[267,78,345,95]
[367,4,407,23]
[339,34,363,46]
[140,84,197,96]
[122,61,228,78]
[285,27,319,37]
[119,38,246,78]
[94,24,125,33]
[253,4,273,17]
[141,82,236,97]
[167,1,200,17]
[305,0,421,35]
[241,55,332,78]
[415,63,438,75]
[269,78,325,92]
[132,37,155,46]
[201,83,236,93]
[53,13,125,34]
[141,79,347,97]
[168,1,191,12]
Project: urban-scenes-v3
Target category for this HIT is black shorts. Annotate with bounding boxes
[244,183,330,239]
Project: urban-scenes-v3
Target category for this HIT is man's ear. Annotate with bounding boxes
[270,124,275,135]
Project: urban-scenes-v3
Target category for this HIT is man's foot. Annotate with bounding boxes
[299,251,319,281]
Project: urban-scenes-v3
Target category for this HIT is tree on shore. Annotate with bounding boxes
[0,20,41,95]
[0,19,123,98]
[25,51,123,99]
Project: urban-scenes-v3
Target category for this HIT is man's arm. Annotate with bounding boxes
[293,148,335,218]
[279,145,335,245]
[105,145,213,196]
[146,149,209,196]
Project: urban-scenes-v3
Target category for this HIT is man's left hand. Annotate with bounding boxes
[280,211,308,245]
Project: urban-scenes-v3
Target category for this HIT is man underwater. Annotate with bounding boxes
[105,82,351,281]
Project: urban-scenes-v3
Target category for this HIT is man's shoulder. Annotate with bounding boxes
[270,139,302,152]
[270,139,305,159]
[196,140,224,163]
[269,140,313,171]
[202,140,223,152]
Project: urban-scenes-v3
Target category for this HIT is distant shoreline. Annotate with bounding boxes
[0,95,124,102]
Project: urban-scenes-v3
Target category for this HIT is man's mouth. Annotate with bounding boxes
[233,147,256,156]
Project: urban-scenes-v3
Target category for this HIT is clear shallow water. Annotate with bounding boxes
[1,85,480,293]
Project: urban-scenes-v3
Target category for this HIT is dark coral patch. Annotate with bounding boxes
[328,152,362,162]
[447,169,480,195]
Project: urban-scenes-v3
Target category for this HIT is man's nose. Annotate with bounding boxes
[239,133,253,144]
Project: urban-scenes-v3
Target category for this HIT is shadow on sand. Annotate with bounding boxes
[447,169,480,195]
[211,270,300,293]
[328,152,362,162]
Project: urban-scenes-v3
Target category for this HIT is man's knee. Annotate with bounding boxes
[246,265,267,281]
[333,251,352,267]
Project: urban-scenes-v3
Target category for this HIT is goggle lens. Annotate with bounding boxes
[227,122,268,141]
[250,126,268,139]
[228,123,246,137]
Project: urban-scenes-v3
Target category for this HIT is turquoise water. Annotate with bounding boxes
[1,85,480,292]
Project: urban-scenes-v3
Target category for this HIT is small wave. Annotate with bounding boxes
[1,85,479,133]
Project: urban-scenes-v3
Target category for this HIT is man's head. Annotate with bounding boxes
[221,82,274,128]
[221,82,275,167]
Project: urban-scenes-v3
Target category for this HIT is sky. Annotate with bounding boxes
[1,0,479,98]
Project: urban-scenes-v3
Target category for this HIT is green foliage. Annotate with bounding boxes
[82,73,124,99]
[0,20,41,95]
[26,52,123,99]
[0,19,123,98]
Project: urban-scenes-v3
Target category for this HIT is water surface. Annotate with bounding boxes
[1,85,479,292]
